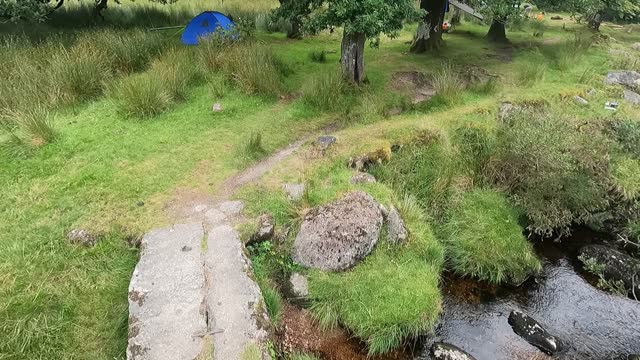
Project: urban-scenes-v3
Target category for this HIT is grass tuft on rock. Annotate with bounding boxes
[443,189,541,284]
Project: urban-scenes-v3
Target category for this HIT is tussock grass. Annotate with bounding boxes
[517,62,546,85]
[261,285,283,326]
[289,353,321,360]
[543,33,594,70]
[301,71,352,112]
[443,189,542,284]
[611,155,640,200]
[0,107,57,154]
[108,72,173,119]
[431,63,465,104]
[309,50,328,63]
[240,132,268,162]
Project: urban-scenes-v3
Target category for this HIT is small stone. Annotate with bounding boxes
[498,102,517,121]
[246,214,275,247]
[431,342,477,360]
[574,95,589,105]
[632,42,640,51]
[508,310,563,355]
[624,89,640,105]
[218,200,244,217]
[289,273,309,298]
[316,135,337,150]
[193,204,208,213]
[137,201,145,207]
[67,229,100,247]
[551,15,563,20]
[587,88,597,97]
[212,103,223,112]
[387,206,408,245]
[282,183,305,201]
[350,172,377,184]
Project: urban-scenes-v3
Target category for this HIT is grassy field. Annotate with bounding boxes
[1,0,640,358]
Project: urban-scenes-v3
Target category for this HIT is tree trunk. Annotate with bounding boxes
[341,32,366,84]
[287,18,302,39]
[487,18,508,42]
[410,0,446,53]
[588,13,601,31]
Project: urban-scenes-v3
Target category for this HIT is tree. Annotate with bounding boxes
[410,0,447,53]
[299,0,421,84]
[272,0,311,39]
[481,0,523,42]
[535,0,640,30]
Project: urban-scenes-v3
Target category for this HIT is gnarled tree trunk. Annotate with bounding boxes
[487,18,507,42]
[341,32,366,84]
[411,0,446,53]
[588,12,602,31]
[287,19,302,39]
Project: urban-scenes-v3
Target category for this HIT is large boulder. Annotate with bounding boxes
[292,191,383,271]
[605,71,640,89]
[430,342,477,360]
[579,245,640,295]
[508,310,563,355]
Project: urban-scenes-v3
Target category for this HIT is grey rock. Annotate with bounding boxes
[386,206,408,245]
[579,245,640,295]
[205,224,270,360]
[350,172,377,184]
[316,135,337,150]
[575,95,589,105]
[247,214,275,247]
[204,208,227,226]
[289,273,309,298]
[632,43,640,51]
[624,89,640,105]
[219,200,244,217]
[587,88,597,97]
[67,229,100,247]
[508,310,563,355]
[292,191,383,271]
[127,223,208,360]
[498,102,517,121]
[212,103,223,112]
[282,183,305,201]
[431,342,477,360]
[605,71,640,89]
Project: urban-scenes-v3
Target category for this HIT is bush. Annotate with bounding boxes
[489,109,611,236]
[609,118,640,159]
[444,189,542,284]
[308,50,327,63]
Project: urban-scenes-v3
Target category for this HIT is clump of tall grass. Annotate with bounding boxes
[443,189,542,284]
[309,50,327,63]
[517,62,546,85]
[0,107,57,154]
[199,39,289,97]
[301,71,351,112]
[544,33,594,70]
[108,72,173,119]
[238,131,267,162]
[531,19,546,37]
[431,63,465,105]
[261,285,283,326]
[87,29,167,74]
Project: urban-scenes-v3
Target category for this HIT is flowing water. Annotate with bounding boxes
[416,229,640,360]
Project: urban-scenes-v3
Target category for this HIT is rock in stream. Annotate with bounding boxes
[579,244,640,295]
[431,342,477,360]
[508,310,563,355]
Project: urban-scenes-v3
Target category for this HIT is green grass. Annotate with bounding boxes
[431,62,466,105]
[611,155,640,200]
[289,352,321,360]
[261,285,284,326]
[443,189,542,284]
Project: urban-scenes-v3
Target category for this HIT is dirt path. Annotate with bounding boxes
[126,139,309,360]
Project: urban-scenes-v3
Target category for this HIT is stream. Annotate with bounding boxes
[416,229,640,360]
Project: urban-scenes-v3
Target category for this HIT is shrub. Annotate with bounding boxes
[488,109,611,236]
[301,71,351,112]
[108,72,172,119]
[431,63,465,105]
[443,189,542,284]
[609,118,640,159]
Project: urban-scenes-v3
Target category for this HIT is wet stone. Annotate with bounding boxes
[431,342,477,360]
[508,310,563,355]
[579,244,640,295]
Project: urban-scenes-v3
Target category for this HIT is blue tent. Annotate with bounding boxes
[181,11,235,45]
